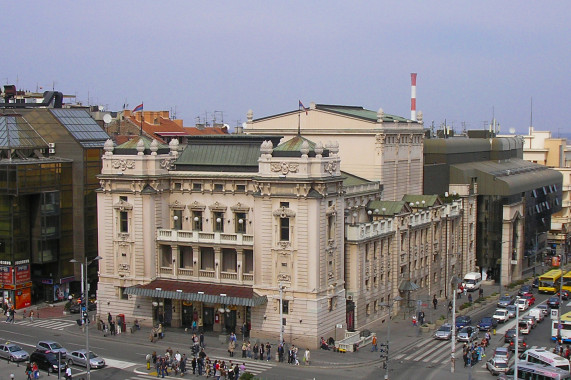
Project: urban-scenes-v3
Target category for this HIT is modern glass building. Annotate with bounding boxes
[0,104,108,306]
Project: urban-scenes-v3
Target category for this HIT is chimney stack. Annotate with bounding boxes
[410,73,417,121]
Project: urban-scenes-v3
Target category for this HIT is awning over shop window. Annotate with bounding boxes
[124,279,267,307]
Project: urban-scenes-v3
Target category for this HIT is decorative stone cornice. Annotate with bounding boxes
[272,206,296,218]
[111,159,135,171]
[169,200,185,210]
[113,199,133,211]
[209,201,227,212]
[270,162,299,175]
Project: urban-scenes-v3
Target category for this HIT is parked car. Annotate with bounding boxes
[0,343,29,362]
[477,317,498,331]
[36,341,67,358]
[516,298,529,311]
[518,285,533,296]
[498,295,516,308]
[457,326,478,342]
[487,357,510,376]
[522,293,536,306]
[455,316,472,329]
[29,350,66,373]
[536,304,549,315]
[506,305,517,319]
[67,350,105,369]
[493,309,510,323]
[504,328,517,343]
[547,296,561,309]
[434,324,452,340]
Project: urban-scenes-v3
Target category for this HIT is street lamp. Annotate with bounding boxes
[379,295,403,380]
[514,296,520,379]
[70,255,102,380]
[450,276,461,374]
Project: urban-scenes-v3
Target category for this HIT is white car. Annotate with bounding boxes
[516,298,529,311]
[493,309,509,323]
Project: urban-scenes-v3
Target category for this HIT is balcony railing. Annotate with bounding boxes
[243,273,254,281]
[178,268,193,276]
[159,267,173,275]
[221,271,238,280]
[157,229,254,246]
[199,270,215,278]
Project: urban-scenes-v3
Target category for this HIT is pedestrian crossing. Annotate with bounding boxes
[205,355,275,375]
[393,336,551,367]
[14,318,76,330]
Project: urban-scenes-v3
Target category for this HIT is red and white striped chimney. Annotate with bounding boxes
[410,73,417,121]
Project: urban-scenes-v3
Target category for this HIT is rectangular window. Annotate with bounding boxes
[192,211,203,231]
[173,209,183,230]
[174,183,182,191]
[236,184,246,192]
[244,250,253,273]
[327,215,335,240]
[214,183,224,192]
[235,212,247,234]
[120,196,128,202]
[179,246,193,268]
[200,247,215,270]
[192,183,202,191]
[222,249,237,272]
[120,211,128,233]
[213,212,224,232]
[282,300,289,314]
[280,217,290,241]
[161,245,172,267]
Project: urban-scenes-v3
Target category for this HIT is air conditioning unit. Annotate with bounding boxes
[48,148,55,154]
[48,143,55,148]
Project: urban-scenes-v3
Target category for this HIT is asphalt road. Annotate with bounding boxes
[387,288,566,380]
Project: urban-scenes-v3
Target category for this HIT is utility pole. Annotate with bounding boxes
[279,282,284,344]
[451,276,460,373]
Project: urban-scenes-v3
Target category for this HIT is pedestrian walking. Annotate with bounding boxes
[433,295,438,310]
[30,310,34,322]
[468,293,473,303]
[266,342,271,361]
[65,364,72,379]
[479,287,484,299]
[304,348,310,365]
[371,335,378,352]
[419,311,425,325]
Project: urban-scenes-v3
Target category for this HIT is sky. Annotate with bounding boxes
[4,1,570,135]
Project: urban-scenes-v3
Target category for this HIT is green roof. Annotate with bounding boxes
[315,104,410,123]
[274,135,316,152]
[341,171,374,187]
[401,194,440,208]
[367,200,408,216]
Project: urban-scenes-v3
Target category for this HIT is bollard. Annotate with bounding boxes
[492,328,496,335]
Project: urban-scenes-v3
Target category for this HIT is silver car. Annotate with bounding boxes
[486,357,510,375]
[434,324,452,340]
[67,350,105,369]
[506,305,517,319]
[457,326,478,342]
[0,343,29,362]
[36,341,67,359]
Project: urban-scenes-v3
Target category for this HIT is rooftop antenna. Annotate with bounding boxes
[529,97,533,135]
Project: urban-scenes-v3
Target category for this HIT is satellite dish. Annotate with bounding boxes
[509,128,516,134]
[98,105,105,112]
[103,114,112,124]
[242,122,247,129]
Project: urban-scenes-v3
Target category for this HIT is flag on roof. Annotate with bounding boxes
[299,100,308,115]
[133,103,143,112]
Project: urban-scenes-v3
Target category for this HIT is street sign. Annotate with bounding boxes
[336,324,342,329]
[551,309,559,320]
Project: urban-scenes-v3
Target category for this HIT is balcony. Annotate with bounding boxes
[156,266,253,285]
[345,220,395,242]
[157,229,254,246]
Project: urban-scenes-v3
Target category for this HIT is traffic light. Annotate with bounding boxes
[379,343,389,359]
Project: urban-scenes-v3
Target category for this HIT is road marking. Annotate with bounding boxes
[103,358,138,369]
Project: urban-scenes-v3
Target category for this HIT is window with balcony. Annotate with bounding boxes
[244,250,253,273]
[161,245,172,267]
[235,212,246,234]
[173,209,183,230]
[179,246,193,268]
[213,212,224,232]
[200,247,215,270]
[222,249,237,272]
[192,211,203,231]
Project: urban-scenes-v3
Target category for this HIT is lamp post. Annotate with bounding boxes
[70,255,102,380]
[380,295,403,380]
[450,276,461,374]
[515,296,520,379]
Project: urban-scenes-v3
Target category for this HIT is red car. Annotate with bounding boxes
[522,293,535,306]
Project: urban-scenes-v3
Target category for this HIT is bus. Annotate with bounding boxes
[502,362,571,380]
[539,269,563,294]
[562,271,571,292]
[520,348,570,372]
[551,312,571,343]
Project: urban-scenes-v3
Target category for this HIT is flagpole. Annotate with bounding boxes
[140,102,143,136]
[298,106,301,136]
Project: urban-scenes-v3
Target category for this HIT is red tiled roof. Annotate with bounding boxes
[183,126,228,135]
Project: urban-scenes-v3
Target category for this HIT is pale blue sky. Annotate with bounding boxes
[4,1,570,134]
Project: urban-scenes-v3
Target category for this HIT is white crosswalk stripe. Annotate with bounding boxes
[14,318,76,330]
[206,355,275,375]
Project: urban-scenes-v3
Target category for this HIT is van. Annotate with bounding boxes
[529,308,545,323]
[520,348,570,372]
[463,272,482,291]
[519,320,531,334]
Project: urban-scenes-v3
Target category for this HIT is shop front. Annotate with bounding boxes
[125,279,266,333]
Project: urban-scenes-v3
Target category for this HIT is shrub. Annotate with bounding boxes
[239,373,255,380]
[439,315,446,320]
